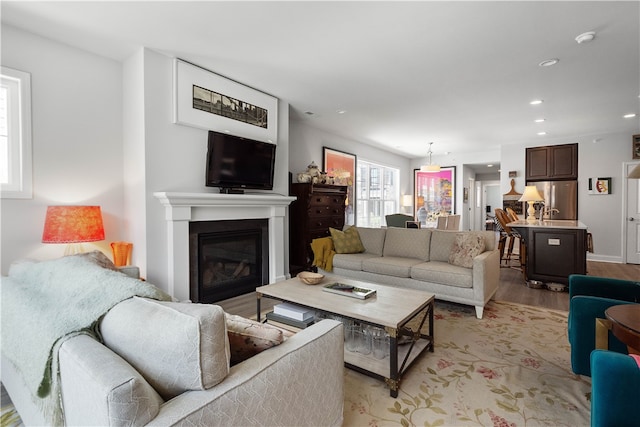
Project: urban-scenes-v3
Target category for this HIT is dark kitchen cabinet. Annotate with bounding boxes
[526,143,578,181]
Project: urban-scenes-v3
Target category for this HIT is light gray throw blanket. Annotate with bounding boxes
[1,254,172,424]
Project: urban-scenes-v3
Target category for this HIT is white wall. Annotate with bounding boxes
[500,132,633,262]
[0,25,124,274]
[289,120,412,200]
[129,48,291,290]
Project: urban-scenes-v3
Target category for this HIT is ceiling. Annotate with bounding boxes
[2,1,639,170]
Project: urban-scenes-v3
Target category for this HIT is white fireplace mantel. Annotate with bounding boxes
[154,191,296,301]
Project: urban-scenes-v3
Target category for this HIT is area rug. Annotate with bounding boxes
[343,300,591,427]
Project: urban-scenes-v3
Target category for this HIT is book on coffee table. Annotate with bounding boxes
[322,283,376,299]
[266,311,314,329]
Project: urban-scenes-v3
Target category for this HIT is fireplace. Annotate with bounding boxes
[189,219,268,303]
[154,192,295,302]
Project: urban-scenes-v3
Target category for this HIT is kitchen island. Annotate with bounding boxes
[508,219,588,286]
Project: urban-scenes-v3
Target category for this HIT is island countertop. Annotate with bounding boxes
[508,219,588,230]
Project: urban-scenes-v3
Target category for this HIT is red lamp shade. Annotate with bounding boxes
[42,206,105,243]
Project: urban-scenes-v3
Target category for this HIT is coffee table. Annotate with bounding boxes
[256,275,435,397]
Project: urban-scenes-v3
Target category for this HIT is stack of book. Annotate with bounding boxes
[266,302,315,329]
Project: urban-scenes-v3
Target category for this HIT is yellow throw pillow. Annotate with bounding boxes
[330,226,365,254]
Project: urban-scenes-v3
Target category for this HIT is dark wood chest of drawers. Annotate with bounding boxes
[289,183,347,274]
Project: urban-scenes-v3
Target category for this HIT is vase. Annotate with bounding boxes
[111,241,133,267]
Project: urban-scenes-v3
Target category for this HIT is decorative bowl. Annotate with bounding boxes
[546,282,567,292]
[297,271,324,285]
[526,280,544,289]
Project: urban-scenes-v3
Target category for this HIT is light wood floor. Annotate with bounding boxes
[219,261,640,317]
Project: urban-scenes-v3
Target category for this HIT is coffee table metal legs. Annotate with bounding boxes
[255,291,434,398]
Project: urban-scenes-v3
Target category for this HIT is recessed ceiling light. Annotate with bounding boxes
[537,132,547,136]
[575,31,596,44]
[304,111,314,116]
[530,100,543,105]
[336,110,347,114]
[487,164,494,168]
[623,113,637,119]
[534,118,546,123]
[539,58,559,67]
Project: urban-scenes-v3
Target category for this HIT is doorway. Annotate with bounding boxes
[624,162,640,264]
[482,181,501,231]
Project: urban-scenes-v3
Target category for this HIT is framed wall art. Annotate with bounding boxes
[414,167,456,226]
[633,134,640,159]
[323,147,356,225]
[173,58,278,143]
[588,177,612,195]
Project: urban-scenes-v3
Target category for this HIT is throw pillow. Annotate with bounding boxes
[449,233,486,268]
[226,314,292,365]
[100,297,230,400]
[330,226,365,254]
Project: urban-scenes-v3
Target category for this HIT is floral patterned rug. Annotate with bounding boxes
[343,300,591,427]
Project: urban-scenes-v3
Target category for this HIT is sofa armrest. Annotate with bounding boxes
[471,249,500,302]
[147,319,344,427]
[569,274,640,302]
[59,335,164,426]
[591,350,640,427]
[568,296,634,376]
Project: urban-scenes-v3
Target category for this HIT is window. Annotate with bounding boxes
[356,160,400,227]
[1,66,32,199]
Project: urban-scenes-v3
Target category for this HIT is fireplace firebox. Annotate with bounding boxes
[189,219,269,303]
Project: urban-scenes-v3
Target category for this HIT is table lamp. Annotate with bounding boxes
[42,205,105,255]
[518,186,544,222]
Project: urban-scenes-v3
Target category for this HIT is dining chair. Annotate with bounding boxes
[436,216,448,229]
[385,213,414,228]
[505,207,519,222]
[495,208,525,277]
[446,215,460,230]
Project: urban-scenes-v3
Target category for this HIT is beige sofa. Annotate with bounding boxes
[1,254,344,427]
[324,227,499,319]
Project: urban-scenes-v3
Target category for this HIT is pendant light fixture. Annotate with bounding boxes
[420,142,441,173]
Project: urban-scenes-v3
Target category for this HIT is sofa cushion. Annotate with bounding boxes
[355,227,387,256]
[449,233,486,268]
[382,228,431,261]
[362,256,423,278]
[330,226,366,254]
[410,261,474,288]
[225,313,292,366]
[429,230,459,262]
[100,297,230,400]
[333,253,381,271]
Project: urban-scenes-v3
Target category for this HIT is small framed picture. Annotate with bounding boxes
[633,134,640,159]
[588,177,612,195]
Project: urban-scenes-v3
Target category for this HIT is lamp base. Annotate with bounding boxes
[526,201,537,223]
[64,243,86,256]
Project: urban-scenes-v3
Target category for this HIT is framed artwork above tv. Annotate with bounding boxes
[173,58,278,144]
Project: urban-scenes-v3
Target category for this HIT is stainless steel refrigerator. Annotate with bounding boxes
[526,180,578,220]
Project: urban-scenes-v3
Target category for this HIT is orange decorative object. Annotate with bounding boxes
[111,241,133,267]
[42,206,105,243]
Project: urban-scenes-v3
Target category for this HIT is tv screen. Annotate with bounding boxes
[205,131,276,193]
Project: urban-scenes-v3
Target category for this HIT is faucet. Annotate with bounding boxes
[539,206,560,221]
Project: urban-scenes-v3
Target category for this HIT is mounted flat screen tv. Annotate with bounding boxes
[205,131,276,193]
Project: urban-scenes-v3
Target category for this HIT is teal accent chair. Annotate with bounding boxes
[567,274,640,377]
[385,213,414,228]
[590,350,640,427]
